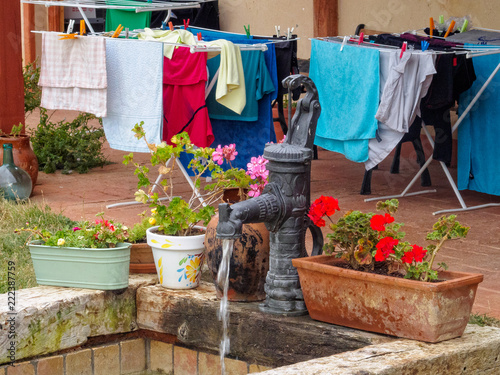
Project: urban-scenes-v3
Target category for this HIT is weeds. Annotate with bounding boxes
[469,313,500,328]
[0,198,75,294]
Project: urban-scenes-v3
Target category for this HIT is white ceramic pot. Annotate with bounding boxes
[146,226,205,289]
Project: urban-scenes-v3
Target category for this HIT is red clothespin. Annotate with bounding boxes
[197,32,202,41]
[168,21,174,31]
[183,19,190,30]
[400,41,407,59]
[358,32,364,45]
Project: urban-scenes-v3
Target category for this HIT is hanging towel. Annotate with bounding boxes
[458,49,500,196]
[102,38,163,153]
[137,28,196,58]
[39,33,107,117]
[310,39,380,163]
[365,51,436,170]
[105,0,151,32]
[162,47,213,147]
[202,39,246,115]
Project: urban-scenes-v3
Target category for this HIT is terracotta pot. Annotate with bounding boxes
[205,213,270,301]
[292,255,484,343]
[0,135,38,191]
[129,242,156,274]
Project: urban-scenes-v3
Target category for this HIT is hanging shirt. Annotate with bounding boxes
[206,49,275,121]
[310,39,380,163]
[102,38,163,153]
[39,33,107,117]
[162,46,213,147]
[366,51,436,171]
[137,28,197,58]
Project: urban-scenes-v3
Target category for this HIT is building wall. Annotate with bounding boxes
[219,0,500,60]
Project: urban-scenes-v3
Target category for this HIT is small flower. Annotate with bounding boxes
[401,251,414,264]
[122,226,128,231]
[212,144,238,166]
[374,236,398,261]
[246,156,269,180]
[57,238,65,246]
[370,214,395,232]
[151,208,157,214]
[411,244,427,262]
[73,226,81,232]
[149,217,157,225]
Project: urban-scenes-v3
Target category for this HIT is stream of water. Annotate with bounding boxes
[217,239,234,375]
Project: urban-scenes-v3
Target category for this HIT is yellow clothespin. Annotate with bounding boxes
[59,32,78,40]
[80,20,86,36]
[112,24,124,38]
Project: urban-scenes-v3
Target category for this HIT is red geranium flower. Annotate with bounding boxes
[401,251,414,264]
[370,213,395,231]
[411,244,427,262]
[308,196,340,228]
[375,236,398,261]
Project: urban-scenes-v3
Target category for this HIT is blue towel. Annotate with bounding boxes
[458,48,500,196]
[103,39,163,153]
[310,39,380,163]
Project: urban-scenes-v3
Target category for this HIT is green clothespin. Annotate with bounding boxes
[439,15,444,24]
[244,24,251,38]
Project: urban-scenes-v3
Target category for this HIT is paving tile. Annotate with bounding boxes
[66,349,92,375]
[120,338,146,374]
[173,346,197,375]
[198,351,221,375]
[249,364,273,373]
[37,355,63,375]
[93,344,120,375]
[6,362,35,375]
[150,340,173,374]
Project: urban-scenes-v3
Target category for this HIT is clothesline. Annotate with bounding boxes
[21,0,210,12]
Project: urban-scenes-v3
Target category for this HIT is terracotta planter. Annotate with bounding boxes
[205,213,270,301]
[292,255,484,343]
[129,242,156,274]
[0,135,38,191]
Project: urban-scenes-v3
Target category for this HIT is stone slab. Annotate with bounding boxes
[136,282,393,368]
[0,274,157,365]
[257,325,500,374]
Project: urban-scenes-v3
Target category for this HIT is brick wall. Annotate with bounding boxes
[0,337,271,375]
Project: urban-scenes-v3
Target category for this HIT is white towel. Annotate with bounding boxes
[39,33,107,117]
[102,39,163,153]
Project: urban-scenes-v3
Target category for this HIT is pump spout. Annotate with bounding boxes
[216,186,283,239]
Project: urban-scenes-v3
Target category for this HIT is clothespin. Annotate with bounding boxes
[429,17,434,38]
[340,36,348,52]
[111,24,123,38]
[67,19,75,34]
[197,32,202,41]
[80,20,86,36]
[399,41,407,58]
[275,25,280,37]
[287,27,290,40]
[358,32,364,45]
[421,40,430,52]
[59,32,78,40]
[244,24,251,38]
[443,20,455,38]
[183,19,190,30]
[168,21,174,31]
[125,27,129,39]
[460,19,469,33]
[439,15,444,24]
[161,21,167,30]
[290,27,294,39]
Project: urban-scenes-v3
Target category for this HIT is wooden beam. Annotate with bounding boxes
[23,3,36,64]
[48,1,63,32]
[313,0,339,37]
[0,0,25,133]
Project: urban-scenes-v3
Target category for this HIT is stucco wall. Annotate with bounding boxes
[219,0,500,60]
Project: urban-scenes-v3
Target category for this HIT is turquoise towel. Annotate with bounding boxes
[458,47,500,196]
[310,39,380,163]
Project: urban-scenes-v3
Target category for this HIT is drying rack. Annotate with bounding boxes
[21,0,212,34]
[365,45,500,215]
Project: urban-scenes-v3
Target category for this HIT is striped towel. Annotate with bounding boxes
[39,33,107,117]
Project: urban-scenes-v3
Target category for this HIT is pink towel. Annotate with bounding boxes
[39,33,107,117]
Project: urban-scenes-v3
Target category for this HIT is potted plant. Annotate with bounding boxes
[292,197,484,343]
[125,122,275,292]
[127,217,155,274]
[18,213,131,290]
[0,123,39,191]
[125,123,222,289]
[204,144,271,301]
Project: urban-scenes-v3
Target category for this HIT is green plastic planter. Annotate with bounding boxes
[28,241,131,290]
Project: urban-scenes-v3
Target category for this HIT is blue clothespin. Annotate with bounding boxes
[421,40,430,52]
[161,21,167,30]
[244,24,251,38]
